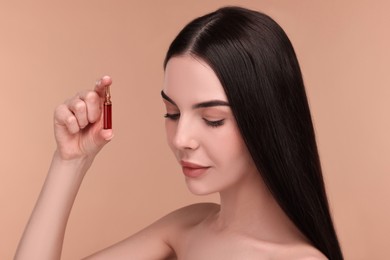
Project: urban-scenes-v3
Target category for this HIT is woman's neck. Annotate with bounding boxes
[214,169,306,244]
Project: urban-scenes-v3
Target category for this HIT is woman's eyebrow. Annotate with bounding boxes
[161,90,230,109]
[161,90,177,106]
[192,100,230,109]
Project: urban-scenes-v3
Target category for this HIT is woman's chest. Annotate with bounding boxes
[172,226,267,260]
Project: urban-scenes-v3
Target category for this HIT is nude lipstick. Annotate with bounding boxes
[103,86,112,129]
[180,161,210,178]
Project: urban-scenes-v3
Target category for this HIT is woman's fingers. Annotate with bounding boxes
[77,90,101,124]
[66,98,89,129]
[55,94,97,133]
[54,75,113,134]
[94,75,112,98]
[54,103,81,134]
[63,78,108,131]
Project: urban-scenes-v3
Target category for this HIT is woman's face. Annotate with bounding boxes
[162,55,258,195]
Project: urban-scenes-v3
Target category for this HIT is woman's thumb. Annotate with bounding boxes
[95,129,114,147]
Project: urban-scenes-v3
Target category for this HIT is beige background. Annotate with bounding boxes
[1,0,389,259]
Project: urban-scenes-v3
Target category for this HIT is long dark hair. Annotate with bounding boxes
[164,6,343,260]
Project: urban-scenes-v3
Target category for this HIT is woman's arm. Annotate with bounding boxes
[15,76,114,260]
[15,152,93,259]
[15,76,178,260]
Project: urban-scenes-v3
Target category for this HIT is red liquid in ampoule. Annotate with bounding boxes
[103,103,112,129]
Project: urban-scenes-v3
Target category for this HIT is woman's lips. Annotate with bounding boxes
[180,161,210,178]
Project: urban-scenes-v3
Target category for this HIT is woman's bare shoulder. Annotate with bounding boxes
[160,202,220,228]
[82,203,219,259]
[270,242,328,260]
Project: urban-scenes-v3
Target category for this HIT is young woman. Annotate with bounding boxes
[15,6,343,260]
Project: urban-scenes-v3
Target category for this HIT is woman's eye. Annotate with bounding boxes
[204,118,225,127]
[164,113,180,120]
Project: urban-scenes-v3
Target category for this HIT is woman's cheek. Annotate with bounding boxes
[165,121,177,149]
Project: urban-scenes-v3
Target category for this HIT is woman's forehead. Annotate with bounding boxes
[163,55,228,103]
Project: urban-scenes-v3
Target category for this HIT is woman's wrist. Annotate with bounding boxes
[51,150,95,177]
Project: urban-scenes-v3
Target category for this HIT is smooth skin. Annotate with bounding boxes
[15,57,326,259]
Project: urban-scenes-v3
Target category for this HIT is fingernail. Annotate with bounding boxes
[95,80,101,86]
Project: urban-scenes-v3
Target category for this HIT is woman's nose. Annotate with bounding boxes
[172,118,199,150]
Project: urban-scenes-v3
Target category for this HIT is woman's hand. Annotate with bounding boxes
[54,76,114,160]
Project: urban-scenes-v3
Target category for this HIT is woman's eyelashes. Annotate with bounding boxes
[164,113,225,128]
[203,118,225,127]
[164,113,180,120]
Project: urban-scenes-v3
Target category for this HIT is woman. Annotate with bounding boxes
[15,6,343,260]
